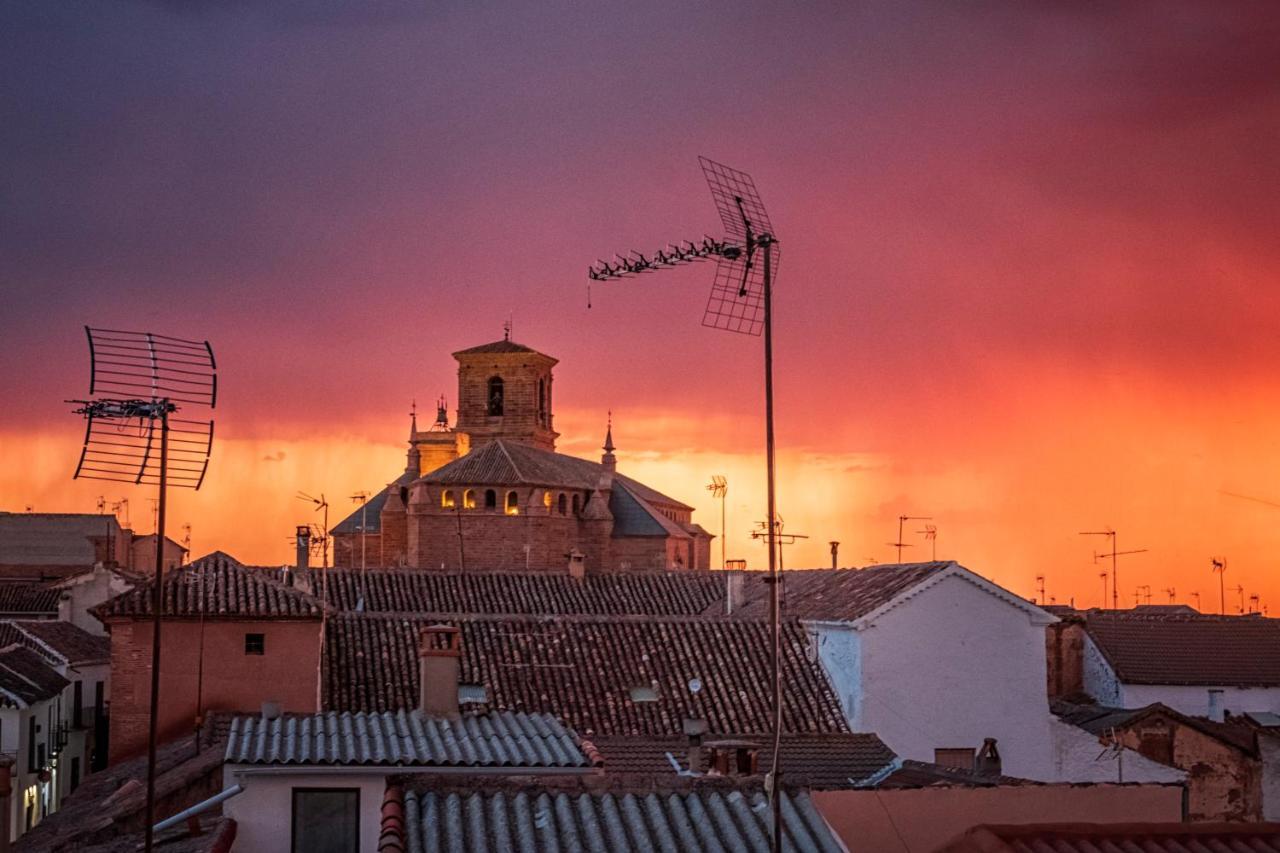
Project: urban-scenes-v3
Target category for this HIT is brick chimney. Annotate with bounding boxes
[567,548,586,580]
[724,570,745,615]
[682,718,708,774]
[295,526,311,571]
[975,738,1002,776]
[419,625,462,719]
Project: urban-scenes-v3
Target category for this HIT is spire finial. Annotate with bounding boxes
[603,410,615,454]
[503,318,512,341]
[409,399,418,435]
[435,394,449,429]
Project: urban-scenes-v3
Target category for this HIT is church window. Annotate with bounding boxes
[543,490,553,509]
[572,494,581,514]
[463,489,476,509]
[484,489,497,510]
[557,493,567,515]
[441,490,456,509]
[538,379,546,425]
[487,377,504,416]
[505,491,519,516]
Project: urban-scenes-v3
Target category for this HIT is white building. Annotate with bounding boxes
[1079,611,1280,717]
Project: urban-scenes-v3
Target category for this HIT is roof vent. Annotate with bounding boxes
[261,701,281,720]
[629,686,658,703]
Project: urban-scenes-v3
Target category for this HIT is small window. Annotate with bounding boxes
[292,788,359,853]
[441,489,456,509]
[543,490,553,509]
[934,748,975,771]
[487,376,504,416]
[484,489,497,510]
[557,493,567,515]
[505,491,519,516]
[463,489,476,509]
[245,633,266,655]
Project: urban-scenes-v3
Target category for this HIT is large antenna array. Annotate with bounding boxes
[68,326,217,853]
[587,157,786,850]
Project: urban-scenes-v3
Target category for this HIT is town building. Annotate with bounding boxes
[331,336,712,572]
[93,552,325,762]
[0,511,186,581]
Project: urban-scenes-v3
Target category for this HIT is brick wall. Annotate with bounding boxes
[455,352,558,451]
[333,531,382,569]
[106,618,321,763]
[1046,620,1086,699]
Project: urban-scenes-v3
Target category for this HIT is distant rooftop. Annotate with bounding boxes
[1083,611,1280,686]
[936,823,1280,853]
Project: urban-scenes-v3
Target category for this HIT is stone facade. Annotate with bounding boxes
[453,340,559,452]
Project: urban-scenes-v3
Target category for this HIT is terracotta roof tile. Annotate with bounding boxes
[323,614,848,737]
[728,563,951,621]
[0,582,61,615]
[0,643,70,707]
[0,619,109,665]
[452,339,549,357]
[590,733,897,787]
[1084,612,1280,686]
[313,569,724,616]
[936,823,1280,853]
[95,553,324,620]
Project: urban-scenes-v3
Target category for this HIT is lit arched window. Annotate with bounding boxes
[484,489,497,510]
[543,490,553,509]
[505,491,519,516]
[572,494,581,514]
[441,489,456,509]
[557,493,567,515]
[463,489,476,509]
[487,376,504,416]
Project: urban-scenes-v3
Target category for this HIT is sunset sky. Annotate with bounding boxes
[3,1,1279,610]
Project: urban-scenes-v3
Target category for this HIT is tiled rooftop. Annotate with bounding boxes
[1084,611,1280,686]
[313,569,724,616]
[225,710,589,768]
[0,582,62,615]
[936,823,1280,853]
[323,614,848,736]
[0,619,109,665]
[729,563,952,621]
[0,644,69,707]
[1052,699,1258,755]
[394,783,845,852]
[94,552,324,620]
[590,733,897,788]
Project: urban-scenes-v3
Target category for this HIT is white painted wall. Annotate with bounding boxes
[818,572,1057,780]
[223,767,386,853]
[1080,635,1122,707]
[1120,683,1280,717]
[1049,718,1185,784]
[1,686,91,843]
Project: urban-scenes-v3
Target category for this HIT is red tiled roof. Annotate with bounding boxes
[728,563,951,621]
[0,582,62,614]
[0,644,70,707]
[590,732,896,788]
[935,823,1280,853]
[1084,612,1280,686]
[95,554,324,620]
[452,339,553,358]
[323,614,848,737]
[0,619,110,665]
[313,569,724,616]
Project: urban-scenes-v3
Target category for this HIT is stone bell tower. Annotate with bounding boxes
[452,329,559,452]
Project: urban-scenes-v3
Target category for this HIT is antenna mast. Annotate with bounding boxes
[891,515,931,563]
[1079,528,1147,609]
[68,326,217,853]
[1212,558,1227,615]
[707,475,728,569]
[587,157,787,850]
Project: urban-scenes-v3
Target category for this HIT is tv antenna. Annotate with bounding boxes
[1211,558,1227,615]
[1234,584,1245,615]
[1190,591,1201,611]
[1035,575,1046,605]
[587,156,788,848]
[890,515,931,563]
[67,326,216,853]
[1164,587,1176,604]
[350,491,371,610]
[1135,584,1152,606]
[181,523,191,563]
[707,475,728,570]
[1249,592,1260,614]
[296,492,330,568]
[751,517,808,572]
[1079,528,1147,609]
[918,524,938,560]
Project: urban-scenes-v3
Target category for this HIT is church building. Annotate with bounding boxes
[332,336,713,573]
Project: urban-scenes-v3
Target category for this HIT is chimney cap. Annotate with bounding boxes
[420,624,462,658]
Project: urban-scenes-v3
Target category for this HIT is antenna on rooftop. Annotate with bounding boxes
[1164,587,1176,604]
[1211,557,1227,615]
[181,523,191,564]
[918,524,938,560]
[1035,575,1046,605]
[350,491,371,610]
[891,515,931,563]
[296,492,330,568]
[707,475,728,570]
[1079,528,1146,609]
[67,325,217,853]
[587,157,789,850]
[1190,591,1201,611]
[1135,585,1152,606]
[1234,584,1245,615]
[1249,593,1260,614]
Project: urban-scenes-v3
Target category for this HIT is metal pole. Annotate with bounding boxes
[762,239,782,853]
[721,491,726,571]
[143,406,169,853]
[897,516,904,563]
[1112,532,1118,610]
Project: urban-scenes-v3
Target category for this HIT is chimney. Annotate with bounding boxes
[724,570,745,615]
[829,541,839,570]
[1208,689,1225,723]
[682,718,708,774]
[295,525,311,571]
[261,700,281,720]
[567,548,586,581]
[975,738,1002,776]
[419,625,462,719]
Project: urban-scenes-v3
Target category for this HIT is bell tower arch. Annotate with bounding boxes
[453,336,559,451]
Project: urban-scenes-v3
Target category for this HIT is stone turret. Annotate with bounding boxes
[601,413,616,473]
[453,334,559,452]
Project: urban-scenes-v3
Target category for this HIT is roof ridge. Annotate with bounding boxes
[494,440,525,482]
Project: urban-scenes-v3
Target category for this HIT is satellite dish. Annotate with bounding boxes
[688,678,702,694]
